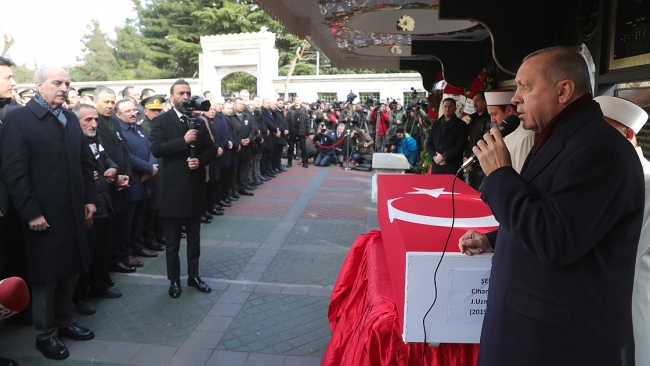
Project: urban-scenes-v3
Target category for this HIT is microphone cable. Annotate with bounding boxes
[421,173,459,365]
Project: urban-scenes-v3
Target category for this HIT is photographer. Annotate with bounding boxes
[340,104,359,129]
[391,127,418,168]
[401,104,427,151]
[370,102,390,152]
[312,122,337,167]
[349,127,374,166]
[389,103,404,127]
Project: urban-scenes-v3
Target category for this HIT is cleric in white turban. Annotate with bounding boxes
[595,95,650,366]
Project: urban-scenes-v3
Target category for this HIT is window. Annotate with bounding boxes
[317,93,338,103]
[358,92,380,105]
[288,93,297,102]
[403,91,428,106]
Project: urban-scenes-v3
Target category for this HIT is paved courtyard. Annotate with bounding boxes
[0,162,378,365]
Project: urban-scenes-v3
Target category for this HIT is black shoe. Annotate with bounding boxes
[169,281,181,298]
[211,210,224,216]
[146,243,165,251]
[36,337,69,360]
[259,176,269,181]
[188,277,211,293]
[200,216,212,224]
[108,279,115,287]
[73,299,96,315]
[228,195,239,201]
[286,162,292,168]
[278,166,287,172]
[238,189,254,196]
[109,261,136,273]
[0,357,18,366]
[218,200,231,207]
[90,286,122,299]
[58,323,95,341]
[204,211,213,220]
[207,207,221,215]
[303,163,308,168]
[245,185,257,191]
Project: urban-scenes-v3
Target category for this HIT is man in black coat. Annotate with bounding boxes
[261,98,278,178]
[150,79,217,299]
[1,66,97,360]
[425,98,468,175]
[72,104,122,316]
[94,87,136,272]
[287,96,310,168]
[459,47,644,366]
[464,91,491,190]
[273,99,289,172]
[231,98,255,196]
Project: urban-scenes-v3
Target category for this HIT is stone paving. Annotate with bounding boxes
[0,160,378,365]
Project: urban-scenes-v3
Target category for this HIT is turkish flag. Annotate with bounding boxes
[377,174,498,330]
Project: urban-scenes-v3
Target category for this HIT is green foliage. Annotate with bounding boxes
[12,63,35,84]
[414,125,432,174]
[221,72,257,96]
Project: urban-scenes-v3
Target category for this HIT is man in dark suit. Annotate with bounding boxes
[272,99,288,172]
[150,79,217,299]
[426,98,467,175]
[459,46,644,365]
[231,98,255,196]
[138,96,166,252]
[1,66,97,360]
[94,87,136,272]
[116,99,159,264]
[261,98,278,178]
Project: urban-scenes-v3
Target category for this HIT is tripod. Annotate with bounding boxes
[342,129,352,171]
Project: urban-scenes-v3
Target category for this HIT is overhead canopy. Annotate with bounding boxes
[255,0,650,92]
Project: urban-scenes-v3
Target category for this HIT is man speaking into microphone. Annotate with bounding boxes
[458,47,644,365]
[150,80,217,299]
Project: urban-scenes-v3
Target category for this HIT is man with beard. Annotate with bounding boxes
[287,96,310,168]
[116,99,159,266]
[272,99,288,172]
[94,87,135,272]
[426,98,467,175]
[138,96,166,252]
[1,65,96,360]
[72,104,122,316]
[150,79,217,298]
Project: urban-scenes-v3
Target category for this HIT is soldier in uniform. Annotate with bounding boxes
[138,96,166,252]
[19,88,35,105]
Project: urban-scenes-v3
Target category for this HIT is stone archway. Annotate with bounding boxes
[199,32,278,97]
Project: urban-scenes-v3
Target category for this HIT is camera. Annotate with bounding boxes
[188,119,198,130]
[182,95,211,113]
[320,127,327,133]
[346,90,357,104]
[365,96,375,107]
[389,99,398,108]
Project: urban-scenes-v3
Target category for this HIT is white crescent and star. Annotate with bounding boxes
[387,187,499,228]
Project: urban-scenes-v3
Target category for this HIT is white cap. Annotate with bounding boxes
[594,96,648,134]
[484,90,516,106]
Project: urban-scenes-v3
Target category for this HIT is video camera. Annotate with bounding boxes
[181,95,210,115]
[346,90,357,105]
[408,87,427,112]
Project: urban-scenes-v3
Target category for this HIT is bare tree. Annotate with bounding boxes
[283,40,316,101]
[1,31,14,57]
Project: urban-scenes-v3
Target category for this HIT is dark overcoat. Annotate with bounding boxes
[139,116,161,210]
[261,107,277,151]
[232,111,255,161]
[120,120,156,202]
[273,108,289,146]
[207,115,225,182]
[97,115,132,212]
[478,102,644,365]
[0,100,96,283]
[87,135,118,218]
[150,109,217,218]
[425,115,467,174]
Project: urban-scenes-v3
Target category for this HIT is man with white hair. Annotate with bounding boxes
[595,96,650,365]
[1,65,97,360]
[484,90,535,173]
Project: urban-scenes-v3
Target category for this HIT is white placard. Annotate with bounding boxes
[403,252,493,344]
[463,98,476,115]
[447,269,490,324]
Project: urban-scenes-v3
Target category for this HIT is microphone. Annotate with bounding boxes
[0,277,30,320]
[460,115,521,171]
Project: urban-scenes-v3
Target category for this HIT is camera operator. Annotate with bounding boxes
[391,127,418,169]
[312,122,337,167]
[329,103,342,127]
[388,102,404,127]
[349,127,374,166]
[401,103,427,151]
[370,102,390,151]
[340,104,359,129]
